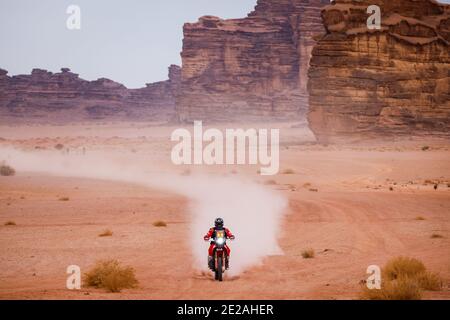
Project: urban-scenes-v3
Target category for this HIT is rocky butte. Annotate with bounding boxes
[308,0,450,142]
[0,65,180,123]
[176,0,328,122]
[2,0,449,142]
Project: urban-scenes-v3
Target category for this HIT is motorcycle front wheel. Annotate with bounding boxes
[216,258,223,282]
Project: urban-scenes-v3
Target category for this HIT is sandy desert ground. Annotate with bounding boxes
[0,122,449,299]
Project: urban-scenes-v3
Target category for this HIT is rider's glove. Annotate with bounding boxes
[229,235,235,240]
[204,236,210,241]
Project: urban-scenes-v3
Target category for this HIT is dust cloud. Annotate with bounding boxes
[0,147,287,275]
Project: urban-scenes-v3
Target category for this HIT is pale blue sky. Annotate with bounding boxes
[1,0,449,88]
[0,0,257,88]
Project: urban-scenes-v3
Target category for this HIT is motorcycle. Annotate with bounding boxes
[206,230,232,281]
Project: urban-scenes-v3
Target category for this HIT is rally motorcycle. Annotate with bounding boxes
[206,230,232,282]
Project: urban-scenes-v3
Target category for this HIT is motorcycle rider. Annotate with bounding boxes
[204,218,235,270]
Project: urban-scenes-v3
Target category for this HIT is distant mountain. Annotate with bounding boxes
[0,65,180,123]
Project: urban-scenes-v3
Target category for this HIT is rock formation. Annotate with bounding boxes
[0,0,328,124]
[176,0,327,122]
[0,65,180,123]
[308,0,450,142]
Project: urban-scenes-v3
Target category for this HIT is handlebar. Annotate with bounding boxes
[204,237,235,241]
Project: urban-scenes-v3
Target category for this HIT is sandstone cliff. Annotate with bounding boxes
[176,0,327,122]
[0,65,181,123]
[308,0,450,142]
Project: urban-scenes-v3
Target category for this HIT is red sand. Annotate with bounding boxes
[0,123,448,299]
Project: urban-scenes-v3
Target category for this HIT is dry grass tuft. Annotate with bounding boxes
[301,249,315,259]
[0,164,15,176]
[99,229,113,237]
[383,257,426,281]
[362,277,422,300]
[430,233,444,239]
[4,221,16,226]
[415,271,443,291]
[264,180,277,185]
[282,169,295,174]
[415,216,426,221]
[153,220,167,227]
[54,143,64,150]
[361,257,443,300]
[84,259,138,293]
[58,197,70,201]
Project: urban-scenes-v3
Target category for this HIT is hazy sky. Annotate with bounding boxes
[1,0,449,88]
[0,0,257,88]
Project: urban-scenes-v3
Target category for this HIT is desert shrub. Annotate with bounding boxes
[54,143,64,150]
[0,164,15,176]
[362,277,422,300]
[264,180,277,185]
[383,257,426,281]
[282,169,295,174]
[421,146,430,151]
[301,249,315,259]
[303,182,312,188]
[99,229,113,237]
[430,234,443,239]
[84,259,138,292]
[415,216,425,221]
[309,188,319,192]
[416,271,443,291]
[4,221,16,226]
[58,197,70,201]
[361,257,442,300]
[153,220,167,227]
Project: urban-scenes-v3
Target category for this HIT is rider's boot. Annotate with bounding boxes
[208,256,214,270]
